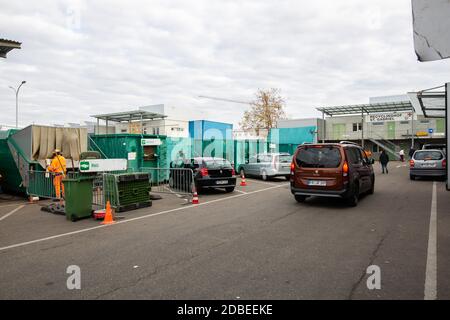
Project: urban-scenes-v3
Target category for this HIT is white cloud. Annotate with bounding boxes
[0,0,449,128]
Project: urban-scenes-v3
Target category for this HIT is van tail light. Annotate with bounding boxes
[343,161,349,174]
[200,168,209,177]
[443,159,446,169]
[342,161,349,180]
[231,167,236,176]
[290,161,295,174]
[410,160,415,168]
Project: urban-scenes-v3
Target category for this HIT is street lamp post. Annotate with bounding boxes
[9,80,26,128]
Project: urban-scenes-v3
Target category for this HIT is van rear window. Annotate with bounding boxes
[296,147,341,168]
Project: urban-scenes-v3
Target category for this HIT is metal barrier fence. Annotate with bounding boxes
[27,170,80,200]
[27,168,195,209]
[132,167,195,199]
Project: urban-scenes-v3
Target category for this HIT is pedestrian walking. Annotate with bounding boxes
[399,149,405,162]
[379,149,389,174]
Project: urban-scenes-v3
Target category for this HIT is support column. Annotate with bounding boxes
[361,109,364,149]
[411,111,415,149]
[321,111,325,143]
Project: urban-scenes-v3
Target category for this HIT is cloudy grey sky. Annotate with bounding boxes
[1,0,449,128]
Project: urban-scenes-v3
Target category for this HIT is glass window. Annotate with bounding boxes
[346,148,362,165]
[204,159,232,169]
[143,146,156,161]
[359,149,369,162]
[352,123,362,131]
[277,155,292,163]
[258,155,271,163]
[296,146,341,168]
[414,151,443,160]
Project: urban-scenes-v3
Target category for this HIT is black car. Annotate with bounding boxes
[170,157,237,193]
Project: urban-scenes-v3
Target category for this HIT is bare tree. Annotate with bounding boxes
[240,88,286,133]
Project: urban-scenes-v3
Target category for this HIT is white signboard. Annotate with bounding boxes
[366,112,414,123]
[79,159,127,172]
[141,138,162,146]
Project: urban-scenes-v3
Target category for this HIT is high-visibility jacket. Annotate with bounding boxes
[47,155,67,174]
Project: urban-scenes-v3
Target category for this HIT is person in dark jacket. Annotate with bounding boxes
[379,149,389,174]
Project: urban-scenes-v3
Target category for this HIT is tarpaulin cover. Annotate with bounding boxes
[31,126,87,160]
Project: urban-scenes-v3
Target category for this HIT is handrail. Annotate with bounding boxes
[369,132,399,150]
[88,135,108,159]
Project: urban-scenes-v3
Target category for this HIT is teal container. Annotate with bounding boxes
[63,176,94,221]
[89,134,167,172]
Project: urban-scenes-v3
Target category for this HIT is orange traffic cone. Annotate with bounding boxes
[240,174,248,187]
[192,191,199,204]
[101,201,115,225]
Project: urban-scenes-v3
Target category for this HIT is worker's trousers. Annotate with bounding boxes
[53,174,65,199]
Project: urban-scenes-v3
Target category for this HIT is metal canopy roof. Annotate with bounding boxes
[316,101,414,116]
[0,38,21,58]
[415,86,446,118]
[91,110,167,122]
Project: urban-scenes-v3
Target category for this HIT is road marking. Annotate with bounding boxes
[0,205,25,222]
[424,181,437,300]
[0,203,26,209]
[0,184,286,252]
[234,189,247,194]
[243,179,288,187]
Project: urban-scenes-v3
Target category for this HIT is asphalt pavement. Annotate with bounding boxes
[0,163,449,299]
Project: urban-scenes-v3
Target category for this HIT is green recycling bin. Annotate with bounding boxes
[63,176,95,221]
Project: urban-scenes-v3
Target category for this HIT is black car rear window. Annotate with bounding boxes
[414,151,443,160]
[296,146,341,168]
[203,159,232,169]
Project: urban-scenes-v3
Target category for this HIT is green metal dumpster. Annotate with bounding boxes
[63,176,95,221]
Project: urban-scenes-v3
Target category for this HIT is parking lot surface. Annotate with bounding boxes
[0,164,449,299]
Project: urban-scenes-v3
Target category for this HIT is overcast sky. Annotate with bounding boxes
[1,0,449,128]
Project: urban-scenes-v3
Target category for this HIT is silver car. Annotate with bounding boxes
[238,153,293,181]
[410,149,446,180]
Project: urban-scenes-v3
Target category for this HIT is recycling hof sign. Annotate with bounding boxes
[366,112,414,123]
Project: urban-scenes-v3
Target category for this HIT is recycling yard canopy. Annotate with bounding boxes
[409,84,450,190]
[0,38,21,58]
[412,0,450,62]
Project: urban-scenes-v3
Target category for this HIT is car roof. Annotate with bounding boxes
[257,152,291,156]
[297,143,361,148]
[192,157,228,161]
[415,149,444,153]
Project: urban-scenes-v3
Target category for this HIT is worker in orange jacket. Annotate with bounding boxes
[47,149,67,200]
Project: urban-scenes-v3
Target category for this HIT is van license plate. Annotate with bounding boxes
[216,180,228,185]
[308,180,326,186]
